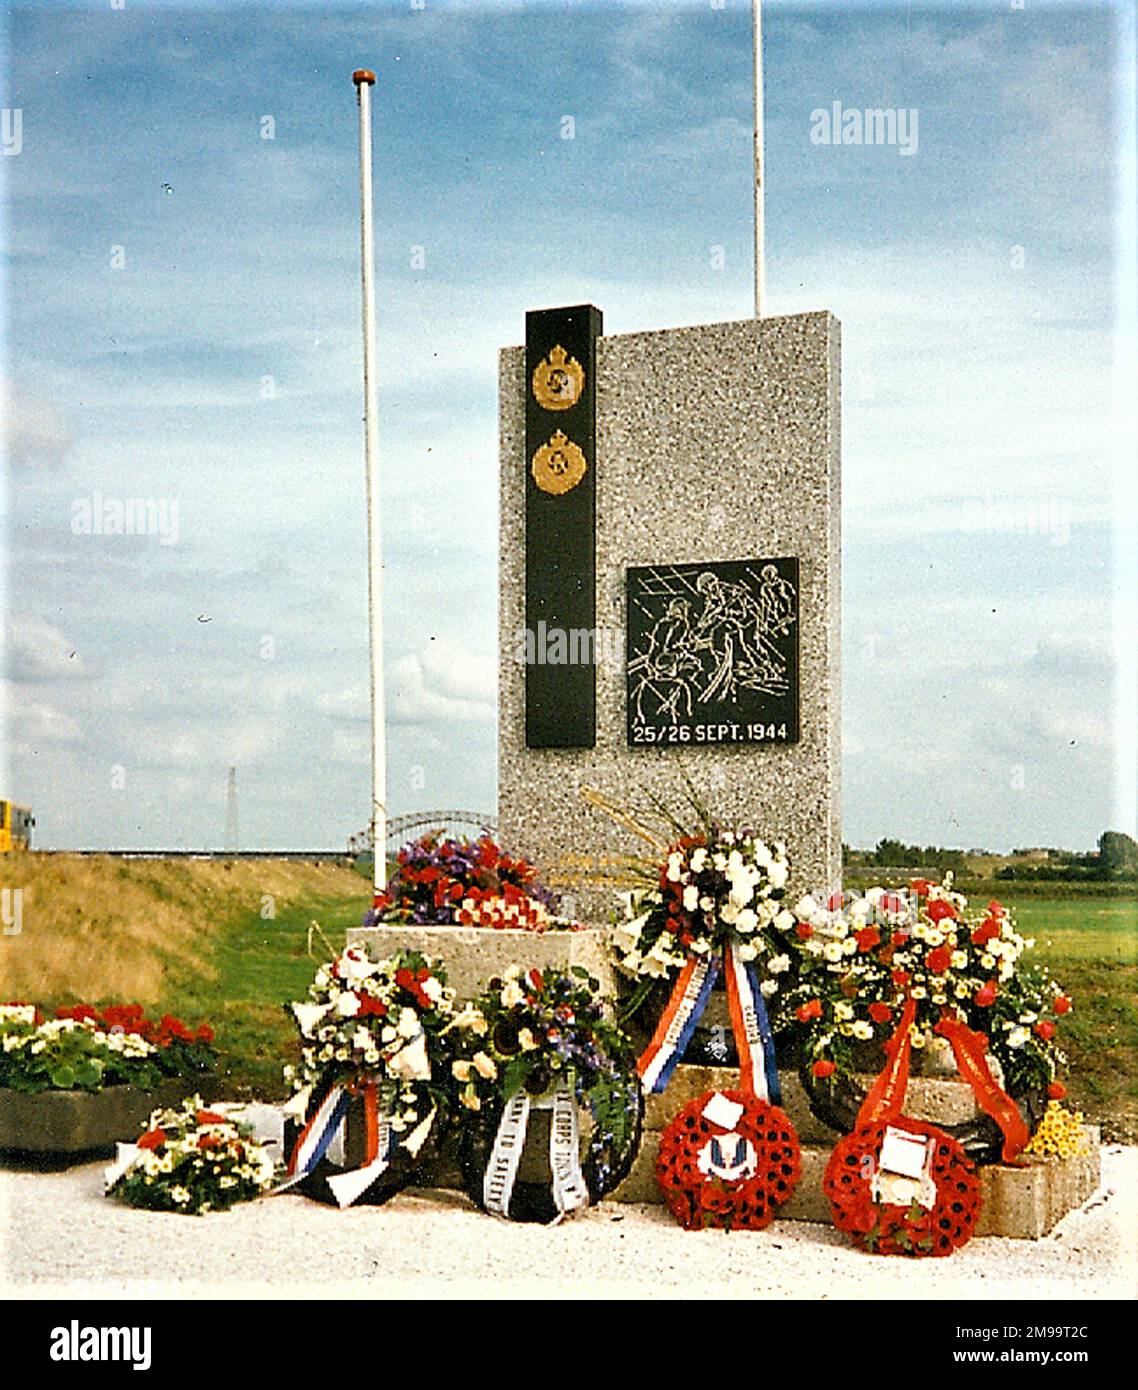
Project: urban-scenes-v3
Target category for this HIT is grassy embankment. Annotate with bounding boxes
[2,854,1135,1138]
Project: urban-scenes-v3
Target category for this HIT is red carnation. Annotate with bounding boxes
[910,878,933,897]
[868,1002,892,1024]
[926,899,957,923]
[795,922,813,940]
[891,929,910,947]
[197,1133,220,1150]
[926,946,952,974]
[972,918,1000,947]
[1054,995,1072,1015]
[974,980,998,1008]
[1047,1081,1067,1100]
[195,1024,215,1044]
[891,968,910,988]
[987,900,1007,917]
[356,994,388,1018]
[855,926,880,953]
[796,999,823,1023]
[1035,1020,1056,1042]
[137,1128,166,1151]
[812,1059,837,1079]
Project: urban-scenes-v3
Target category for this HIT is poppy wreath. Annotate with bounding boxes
[650,943,801,1230]
[453,967,643,1224]
[280,947,459,1207]
[822,997,985,1256]
[825,1118,980,1257]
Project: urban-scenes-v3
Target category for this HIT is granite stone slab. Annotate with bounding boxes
[498,312,842,924]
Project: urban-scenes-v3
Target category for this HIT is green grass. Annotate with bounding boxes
[999,896,1138,1142]
[159,893,369,1101]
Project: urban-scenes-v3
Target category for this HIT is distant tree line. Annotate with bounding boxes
[843,831,1138,882]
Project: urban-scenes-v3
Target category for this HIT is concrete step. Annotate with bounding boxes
[611,1126,1103,1240]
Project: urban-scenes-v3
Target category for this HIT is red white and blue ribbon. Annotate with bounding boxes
[275,1080,393,1207]
[637,952,719,1094]
[723,943,781,1104]
[638,943,781,1102]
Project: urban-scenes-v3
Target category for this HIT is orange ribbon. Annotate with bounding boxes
[935,1014,1029,1164]
[855,996,917,1129]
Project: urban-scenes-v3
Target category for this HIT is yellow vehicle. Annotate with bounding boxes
[0,800,34,852]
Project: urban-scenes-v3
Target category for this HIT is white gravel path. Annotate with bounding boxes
[2,1142,1135,1300]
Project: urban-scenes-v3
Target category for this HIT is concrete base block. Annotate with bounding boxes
[975,1126,1101,1240]
[345,923,615,1004]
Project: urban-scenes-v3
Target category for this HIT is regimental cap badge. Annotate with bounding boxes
[532,344,585,411]
[532,429,587,496]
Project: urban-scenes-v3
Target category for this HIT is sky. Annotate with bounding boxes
[1,0,1135,855]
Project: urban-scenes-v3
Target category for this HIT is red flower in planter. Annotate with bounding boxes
[1035,1020,1056,1042]
[926,899,957,924]
[796,999,823,1023]
[812,1059,837,1079]
[974,980,998,1008]
[987,900,1007,917]
[356,994,388,1019]
[195,1024,215,1044]
[855,926,881,953]
[196,1111,226,1125]
[795,922,814,941]
[868,1002,892,1025]
[137,1128,166,1151]
[1054,995,1072,1015]
[971,918,1000,947]
[910,878,933,897]
[1048,1081,1067,1100]
[926,946,952,975]
[197,1133,220,1150]
[892,969,911,988]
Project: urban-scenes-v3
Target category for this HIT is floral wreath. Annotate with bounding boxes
[824,1117,981,1257]
[776,878,1068,1158]
[453,966,642,1223]
[656,1086,801,1232]
[105,1095,276,1215]
[282,946,465,1207]
[365,832,571,932]
[821,999,982,1255]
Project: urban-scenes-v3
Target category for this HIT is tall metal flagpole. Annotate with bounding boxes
[752,0,765,319]
[353,68,386,893]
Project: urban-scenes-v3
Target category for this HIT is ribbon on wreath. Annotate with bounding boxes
[482,1076,589,1218]
[275,1077,396,1207]
[934,1012,1029,1164]
[856,998,1028,1165]
[637,943,780,1100]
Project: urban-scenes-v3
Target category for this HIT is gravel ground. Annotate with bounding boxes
[2,1139,1135,1300]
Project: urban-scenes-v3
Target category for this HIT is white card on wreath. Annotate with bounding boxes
[878,1125,932,1180]
[701,1092,745,1131]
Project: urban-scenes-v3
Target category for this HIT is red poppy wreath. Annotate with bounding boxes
[824,1116,981,1257]
[656,1085,801,1231]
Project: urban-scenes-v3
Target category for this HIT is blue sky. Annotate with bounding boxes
[1,0,1135,854]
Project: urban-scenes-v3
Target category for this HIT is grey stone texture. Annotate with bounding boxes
[498,312,842,923]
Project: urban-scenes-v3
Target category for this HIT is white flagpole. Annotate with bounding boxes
[353,68,386,893]
[752,0,765,319]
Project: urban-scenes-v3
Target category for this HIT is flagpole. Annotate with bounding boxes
[752,0,764,319]
[353,68,386,893]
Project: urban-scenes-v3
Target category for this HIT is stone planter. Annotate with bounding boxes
[345,923,616,1005]
[0,1078,201,1158]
